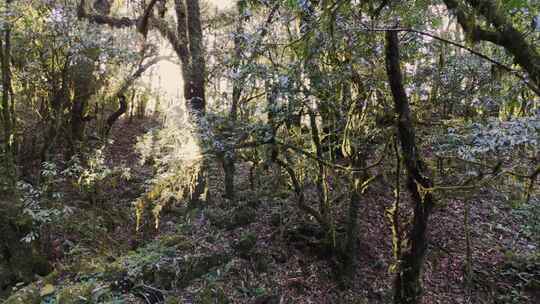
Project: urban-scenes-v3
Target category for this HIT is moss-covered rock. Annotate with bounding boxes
[101,261,126,283]
[207,205,257,230]
[3,285,41,304]
[160,234,192,250]
[154,263,177,289]
[140,264,155,283]
[177,253,230,287]
[39,284,56,297]
[56,281,96,304]
[42,270,60,285]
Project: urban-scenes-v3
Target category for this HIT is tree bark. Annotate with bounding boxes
[104,56,165,136]
[443,0,540,94]
[104,95,127,136]
[385,30,435,304]
[70,59,97,154]
[0,0,15,187]
[221,0,246,200]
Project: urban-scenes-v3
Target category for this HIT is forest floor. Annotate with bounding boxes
[3,118,539,304]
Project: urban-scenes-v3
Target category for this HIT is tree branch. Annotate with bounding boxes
[78,0,159,35]
[78,0,138,28]
[360,26,540,96]
[150,16,189,64]
[443,0,540,95]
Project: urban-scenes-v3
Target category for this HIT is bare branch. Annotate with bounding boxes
[77,0,138,28]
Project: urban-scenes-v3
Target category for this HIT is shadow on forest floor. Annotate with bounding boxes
[2,117,539,304]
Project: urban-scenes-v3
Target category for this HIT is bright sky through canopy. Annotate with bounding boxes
[147,0,234,104]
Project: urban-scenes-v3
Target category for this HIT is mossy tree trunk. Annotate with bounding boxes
[222,0,247,200]
[443,0,540,95]
[385,30,435,304]
[0,0,16,189]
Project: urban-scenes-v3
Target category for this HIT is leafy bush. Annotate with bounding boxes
[436,116,540,161]
[513,198,540,242]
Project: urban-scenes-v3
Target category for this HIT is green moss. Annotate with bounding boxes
[270,212,281,226]
[102,261,126,282]
[3,285,40,304]
[64,257,110,277]
[195,285,229,304]
[160,234,192,250]
[207,205,257,230]
[252,251,271,273]
[123,240,176,280]
[177,253,231,287]
[43,270,60,285]
[231,206,256,228]
[56,281,96,304]
[0,202,51,290]
[234,232,257,258]
[154,266,176,289]
[165,295,182,304]
[206,209,230,229]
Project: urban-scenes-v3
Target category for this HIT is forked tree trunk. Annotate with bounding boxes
[385,30,435,304]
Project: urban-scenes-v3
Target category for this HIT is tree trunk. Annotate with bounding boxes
[443,0,540,94]
[308,109,332,246]
[265,79,278,164]
[222,0,246,200]
[385,30,435,304]
[41,59,70,163]
[104,95,128,136]
[343,152,369,279]
[0,0,15,188]
[183,0,207,204]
